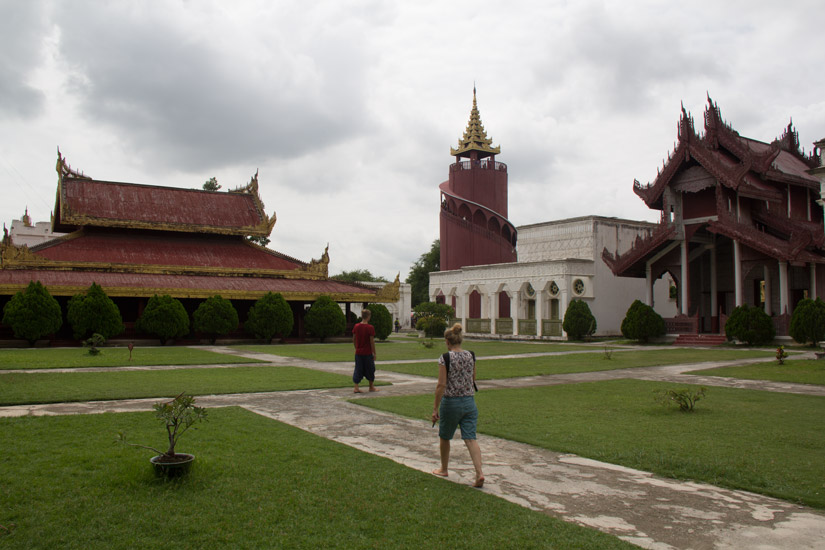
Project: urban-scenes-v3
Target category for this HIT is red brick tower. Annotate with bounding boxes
[439,89,517,271]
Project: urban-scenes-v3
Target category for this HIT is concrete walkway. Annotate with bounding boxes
[3,348,825,549]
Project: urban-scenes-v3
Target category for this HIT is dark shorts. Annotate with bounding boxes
[438,396,478,440]
[353,354,376,384]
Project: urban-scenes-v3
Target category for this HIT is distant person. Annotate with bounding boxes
[431,323,484,487]
[352,309,378,393]
[394,319,401,333]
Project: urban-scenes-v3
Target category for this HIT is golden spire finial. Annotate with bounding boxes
[451,87,500,158]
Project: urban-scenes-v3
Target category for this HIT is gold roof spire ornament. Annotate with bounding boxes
[450,87,500,159]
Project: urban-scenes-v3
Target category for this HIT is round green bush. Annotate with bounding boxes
[304,295,346,342]
[1,281,62,345]
[67,283,125,340]
[193,295,239,344]
[621,300,665,343]
[562,299,596,340]
[416,315,448,338]
[789,298,825,346]
[136,294,190,345]
[365,303,392,341]
[245,292,294,343]
[725,304,775,346]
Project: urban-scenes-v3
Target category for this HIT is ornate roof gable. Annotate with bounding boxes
[634,97,814,209]
[450,88,501,159]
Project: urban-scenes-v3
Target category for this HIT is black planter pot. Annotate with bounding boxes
[150,453,195,478]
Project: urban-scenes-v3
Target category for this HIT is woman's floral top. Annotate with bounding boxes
[439,350,475,397]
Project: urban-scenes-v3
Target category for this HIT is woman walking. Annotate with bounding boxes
[431,323,484,487]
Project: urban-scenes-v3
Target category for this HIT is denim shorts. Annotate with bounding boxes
[438,396,478,440]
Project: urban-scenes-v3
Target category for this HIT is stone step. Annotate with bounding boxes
[673,334,727,346]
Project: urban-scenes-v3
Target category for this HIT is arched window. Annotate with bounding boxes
[473,209,486,227]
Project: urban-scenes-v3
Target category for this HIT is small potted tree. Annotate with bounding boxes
[118,393,207,477]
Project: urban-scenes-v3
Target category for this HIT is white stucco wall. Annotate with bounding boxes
[430,216,676,337]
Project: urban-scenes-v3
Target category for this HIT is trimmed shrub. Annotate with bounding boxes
[789,298,825,347]
[193,295,239,344]
[365,303,392,341]
[725,304,775,346]
[137,294,190,345]
[621,300,665,343]
[413,302,455,338]
[417,316,448,338]
[563,299,596,341]
[67,283,125,340]
[245,292,294,344]
[304,295,346,342]
[1,281,62,345]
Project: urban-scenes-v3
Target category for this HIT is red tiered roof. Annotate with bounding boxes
[32,230,305,271]
[55,179,269,234]
[633,99,819,210]
[0,152,391,304]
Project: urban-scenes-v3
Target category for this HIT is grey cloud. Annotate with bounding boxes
[0,1,48,118]
[51,2,372,171]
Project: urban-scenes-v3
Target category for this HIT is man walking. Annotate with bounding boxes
[352,309,378,393]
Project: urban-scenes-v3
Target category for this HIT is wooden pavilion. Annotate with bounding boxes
[603,98,823,339]
[0,152,398,342]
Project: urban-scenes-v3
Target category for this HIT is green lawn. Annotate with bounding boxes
[0,347,264,370]
[693,359,825,385]
[380,348,778,379]
[0,366,372,406]
[359,379,825,509]
[0,408,636,550]
[233,340,596,362]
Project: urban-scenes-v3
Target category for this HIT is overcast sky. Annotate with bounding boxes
[2,0,824,281]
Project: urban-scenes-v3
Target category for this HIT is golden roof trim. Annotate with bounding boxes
[373,273,401,302]
[300,244,329,278]
[450,88,501,157]
[0,283,380,302]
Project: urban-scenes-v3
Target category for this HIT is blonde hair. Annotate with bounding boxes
[444,323,463,346]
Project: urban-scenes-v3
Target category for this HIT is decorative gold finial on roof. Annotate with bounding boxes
[450,87,500,158]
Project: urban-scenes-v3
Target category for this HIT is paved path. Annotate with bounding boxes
[3,347,825,549]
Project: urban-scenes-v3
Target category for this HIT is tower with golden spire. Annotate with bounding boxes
[439,88,516,271]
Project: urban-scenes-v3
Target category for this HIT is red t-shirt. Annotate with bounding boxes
[353,322,375,355]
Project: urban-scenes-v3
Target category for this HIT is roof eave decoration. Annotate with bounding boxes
[230,170,277,236]
[373,273,401,303]
[634,105,696,208]
[450,88,501,159]
[601,222,678,276]
[299,244,330,278]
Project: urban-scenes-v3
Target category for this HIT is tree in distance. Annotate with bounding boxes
[1,281,62,346]
[245,292,294,344]
[406,239,439,307]
[332,269,388,283]
[137,294,190,345]
[304,295,346,342]
[202,177,221,191]
[193,295,239,344]
[365,303,392,341]
[67,282,125,340]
